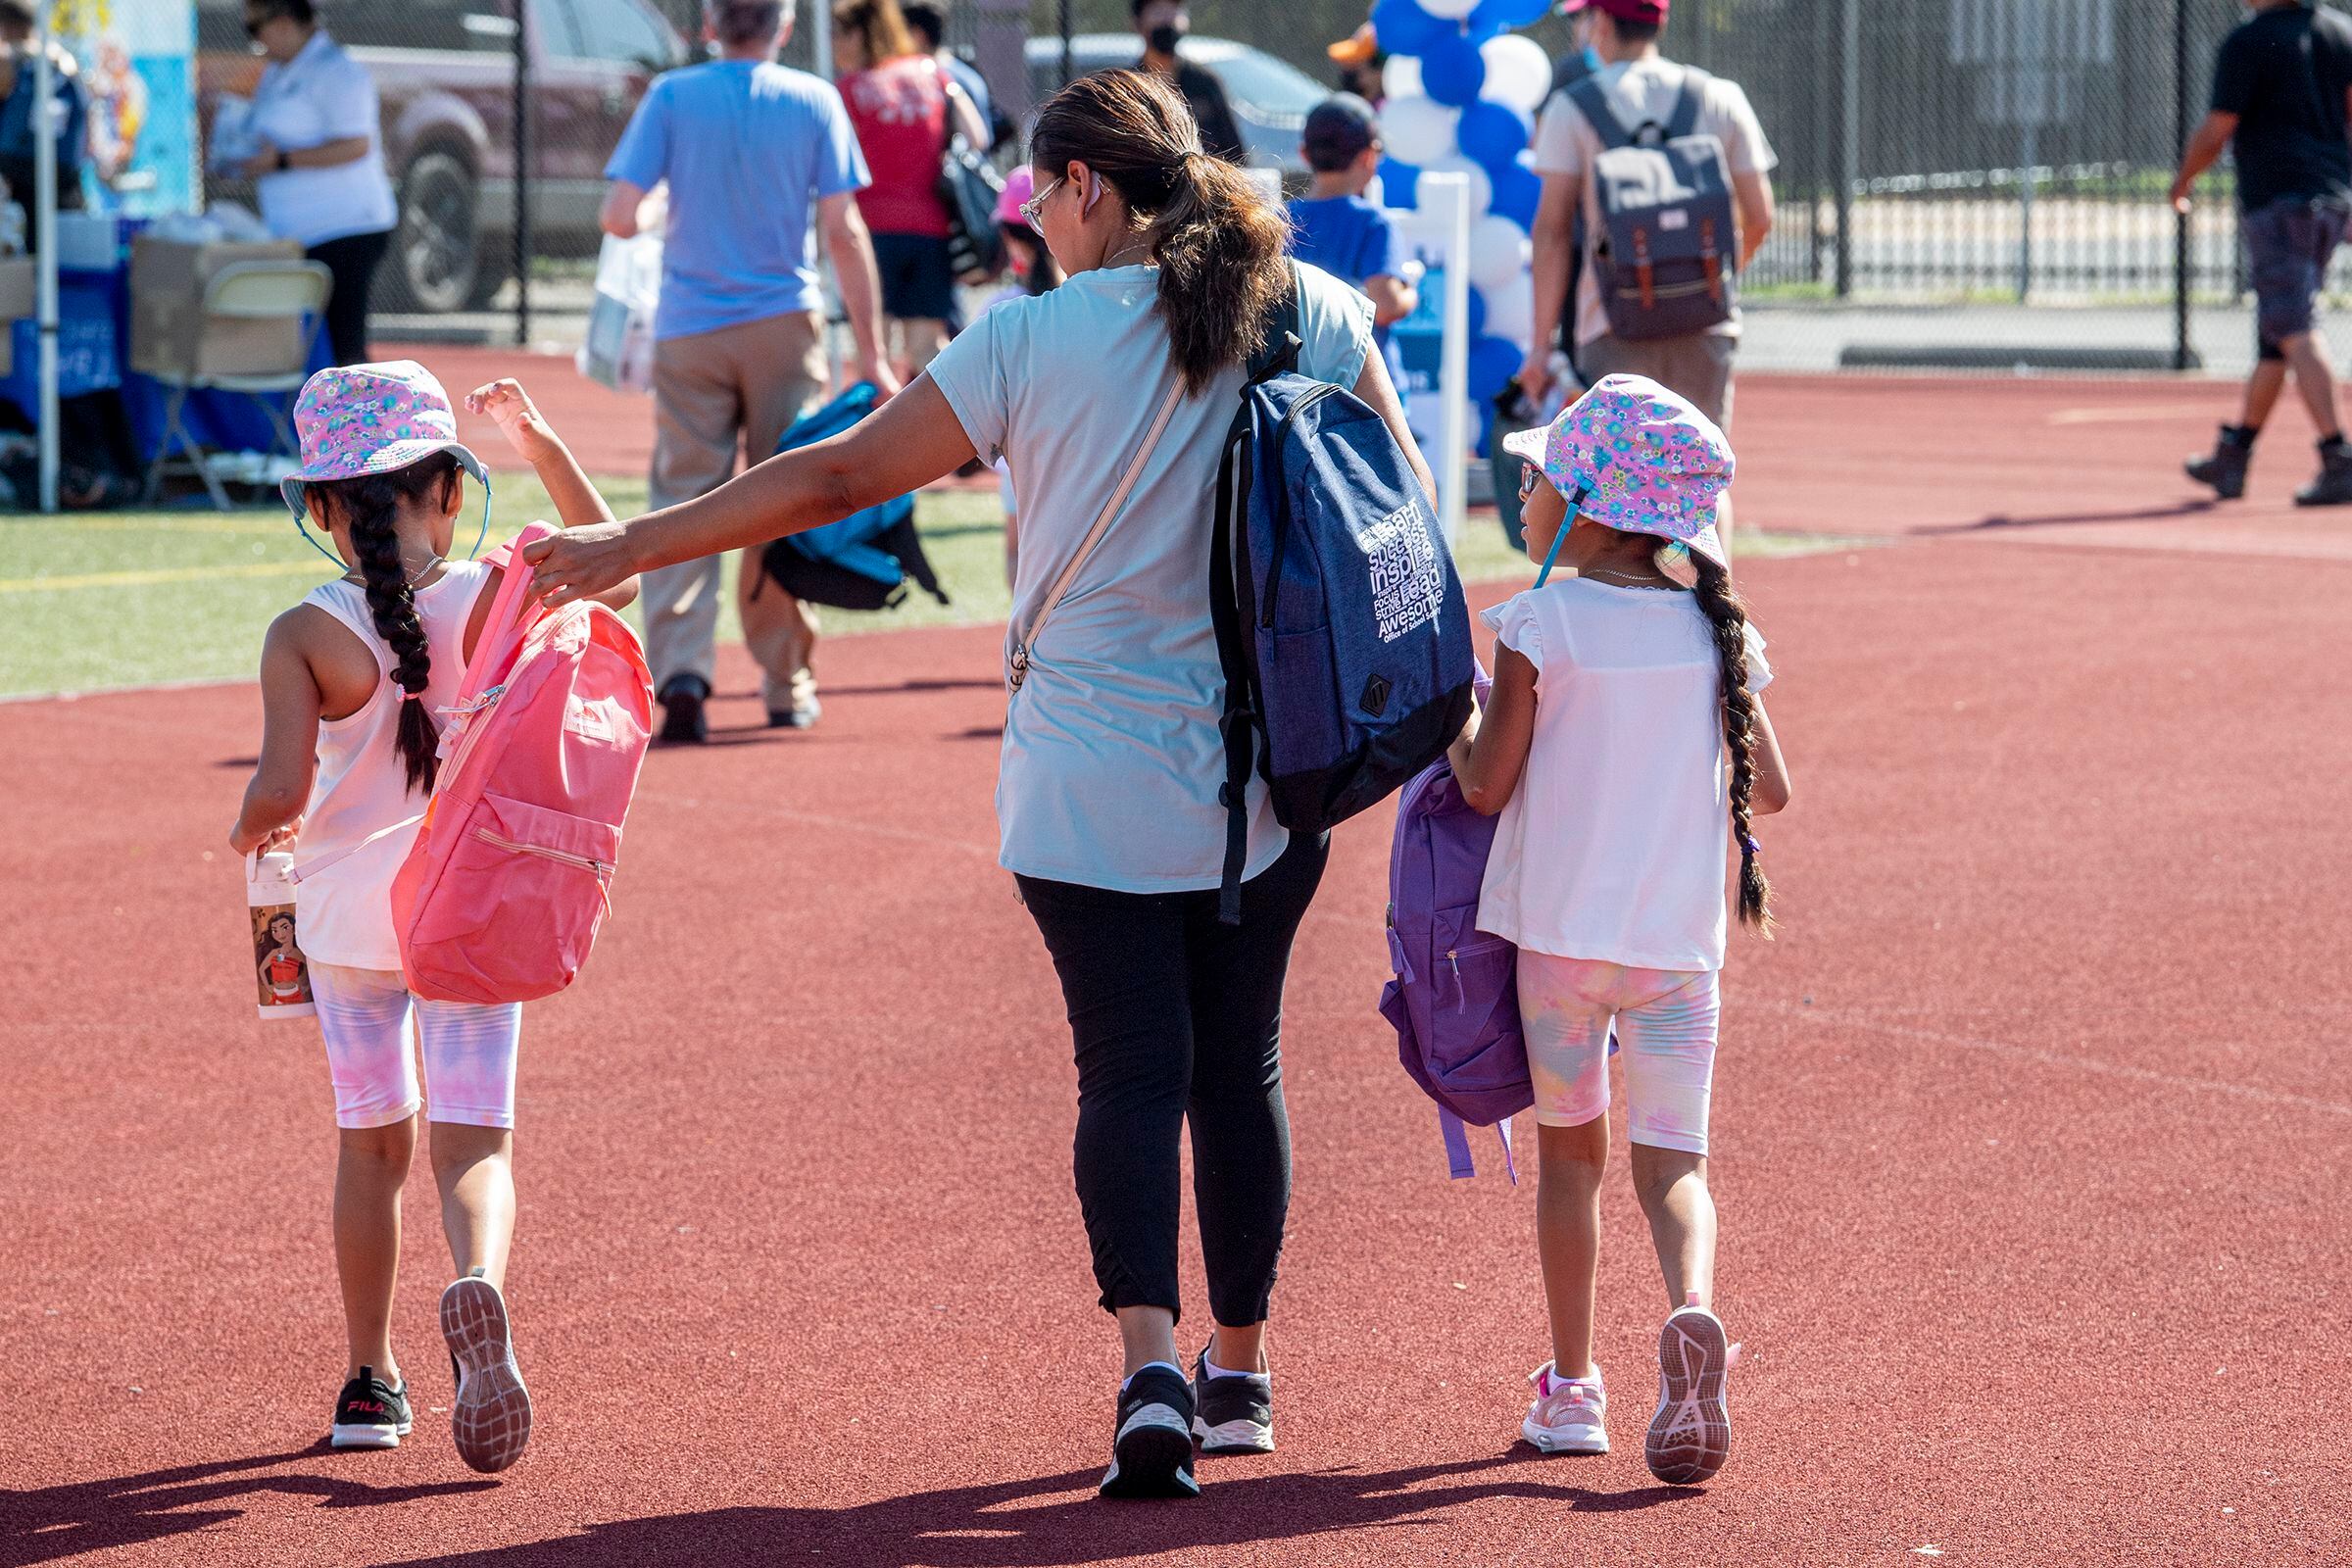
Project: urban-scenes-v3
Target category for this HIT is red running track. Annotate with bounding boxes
[3,531,2347,1566]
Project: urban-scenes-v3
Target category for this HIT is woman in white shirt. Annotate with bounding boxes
[521,69,1436,1502]
[238,0,398,365]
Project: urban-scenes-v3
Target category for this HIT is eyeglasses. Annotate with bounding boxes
[1020,175,1065,236]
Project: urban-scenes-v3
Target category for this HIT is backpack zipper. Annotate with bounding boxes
[474,827,612,878]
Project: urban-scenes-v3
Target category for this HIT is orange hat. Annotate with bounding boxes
[1328,23,1379,67]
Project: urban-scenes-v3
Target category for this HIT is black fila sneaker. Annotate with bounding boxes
[328,1366,413,1449]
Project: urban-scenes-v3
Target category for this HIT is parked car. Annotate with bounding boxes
[1022,33,1327,177]
[196,0,688,314]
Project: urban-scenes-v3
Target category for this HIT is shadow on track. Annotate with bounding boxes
[374,1456,1698,1567]
[0,1449,494,1567]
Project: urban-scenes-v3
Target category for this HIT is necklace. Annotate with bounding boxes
[1102,237,1153,269]
[343,554,443,589]
[1582,567,1679,591]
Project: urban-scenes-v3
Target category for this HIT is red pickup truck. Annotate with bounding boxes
[198,0,688,313]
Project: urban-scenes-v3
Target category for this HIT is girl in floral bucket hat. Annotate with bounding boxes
[1445,372,1792,1487]
[227,361,638,1471]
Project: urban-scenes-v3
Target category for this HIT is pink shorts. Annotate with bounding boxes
[1517,952,1720,1155]
[311,963,521,1130]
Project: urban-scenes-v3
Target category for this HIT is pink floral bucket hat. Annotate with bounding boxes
[1501,373,1735,586]
[279,360,492,557]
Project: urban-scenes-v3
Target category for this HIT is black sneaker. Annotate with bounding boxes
[658,675,710,745]
[2185,424,2253,500]
[441,1271,533,1474]
[1100,1364,1199,1499]
[329,1365,413,1449]
[2297,440,2352,507]
[766,695,821,730]
[1191,1346,1274,1454]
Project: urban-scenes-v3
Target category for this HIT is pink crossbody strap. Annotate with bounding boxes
[1007,376,1186,695]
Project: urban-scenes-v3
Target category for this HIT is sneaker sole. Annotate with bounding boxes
[1521,1416,1607,1455]
[1193,1415,1275,1455]
[1645,1308,1731,1486]
[441,1277,532,1475]
[1101,1405,1199,1498]
[328,1422,408,1449]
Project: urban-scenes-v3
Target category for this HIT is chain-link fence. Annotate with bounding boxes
[192,0,2329,370]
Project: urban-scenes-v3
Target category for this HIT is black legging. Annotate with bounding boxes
[1016,831,1329,1329]
[306,228,391,367]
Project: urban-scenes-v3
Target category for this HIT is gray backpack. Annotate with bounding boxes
[1567,68,1738,342]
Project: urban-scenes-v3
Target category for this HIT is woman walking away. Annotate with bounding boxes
[228,364,637,1470]
[237,0,398,365]
[520,69,1435,1500]
[1447,375,1791,1486]
[833,0,988,381]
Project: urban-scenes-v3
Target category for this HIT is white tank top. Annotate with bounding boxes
[294,561,496,968]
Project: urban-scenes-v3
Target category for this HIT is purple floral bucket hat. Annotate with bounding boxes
[1501,374,1735,584]
[278,361,492,551]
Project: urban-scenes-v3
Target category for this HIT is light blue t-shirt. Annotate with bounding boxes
[929,263,1376,894]
[604,61,869,341]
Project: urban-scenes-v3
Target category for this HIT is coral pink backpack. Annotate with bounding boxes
[391,521,654,1004]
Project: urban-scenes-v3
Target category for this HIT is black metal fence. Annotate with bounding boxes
[196,0,2328,359]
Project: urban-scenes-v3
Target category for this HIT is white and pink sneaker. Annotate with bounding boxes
[1645,1295,1740,1485]
[1521,1361,1608,1454]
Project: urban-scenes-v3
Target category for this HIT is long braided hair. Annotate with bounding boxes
[314,453,462,796]
[1689,551,1774,934]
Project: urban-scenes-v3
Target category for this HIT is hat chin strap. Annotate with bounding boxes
[285,451,497,571]
[1534,487,1586,589]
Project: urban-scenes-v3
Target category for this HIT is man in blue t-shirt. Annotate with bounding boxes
[1286,95,1417,336]
[601,0,898,739]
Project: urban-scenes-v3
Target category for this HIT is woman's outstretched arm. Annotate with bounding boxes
[524,376,977,606]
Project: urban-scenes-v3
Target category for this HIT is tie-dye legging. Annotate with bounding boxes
[1517,953,1720,1155]
[310,963,522,1131]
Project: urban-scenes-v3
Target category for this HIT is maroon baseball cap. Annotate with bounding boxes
[1560,0,1667,22]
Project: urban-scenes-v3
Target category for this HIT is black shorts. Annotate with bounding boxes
[2242,196,2350,351]
[869,232,962,326]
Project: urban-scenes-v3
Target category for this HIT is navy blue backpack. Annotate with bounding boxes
[757,383,949,613]
[1209,267,1476,921]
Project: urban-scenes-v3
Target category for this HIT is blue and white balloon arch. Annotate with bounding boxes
[1370,0,1555,452]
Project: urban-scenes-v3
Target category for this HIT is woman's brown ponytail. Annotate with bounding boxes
[1690,552,1775,935]
[1030,70,1291,397]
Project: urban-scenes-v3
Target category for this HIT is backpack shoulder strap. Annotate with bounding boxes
[1565,73,1634,152]
[1007,375,1185,694]
[1248,260,1304,385]
[1666,66,1711,140]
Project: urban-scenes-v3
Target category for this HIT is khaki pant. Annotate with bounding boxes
[644,310,830,710]
[1580,331,1738,431]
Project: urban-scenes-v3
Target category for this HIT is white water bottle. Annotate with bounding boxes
[248,851,316,1020]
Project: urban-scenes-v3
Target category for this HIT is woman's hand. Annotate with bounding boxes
[465,378,561,466]
[522,521,636,607]
[239,138,280,180]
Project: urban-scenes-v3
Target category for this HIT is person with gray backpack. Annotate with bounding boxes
[1516,0,1775,546]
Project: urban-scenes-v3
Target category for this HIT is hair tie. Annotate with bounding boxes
[1740,833,1761,856]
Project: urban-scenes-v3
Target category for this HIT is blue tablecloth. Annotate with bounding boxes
[0,261,331,464]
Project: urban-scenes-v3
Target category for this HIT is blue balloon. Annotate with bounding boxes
[1475,398,1497,459]
[1420,31,1487,109]
[1466,285,1489,342]
[1471,0,1553,29]
[1489,159,1542,230]
[1377,155,1421,211]
[1370,0,1450,57]
[1457,101,1530,172]
[1468,333,1521,400]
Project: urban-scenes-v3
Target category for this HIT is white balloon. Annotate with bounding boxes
[1422,154,1494,222]
[1478,33,1554,118]
[1381,54,1423,102]
[1418,0,1481,17]
[1465,214,1531,295]
[1481,270,1536,345]
[1378,95,1460,169]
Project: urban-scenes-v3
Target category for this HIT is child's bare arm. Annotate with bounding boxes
[229,613,323,855]
[1448,644,1539,816]
[465,379,638,610]
[1749,699,1790,815]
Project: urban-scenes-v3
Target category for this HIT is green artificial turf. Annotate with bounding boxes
[0,478,1851,699]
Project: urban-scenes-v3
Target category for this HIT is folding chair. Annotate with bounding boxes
[141,260,332,510]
